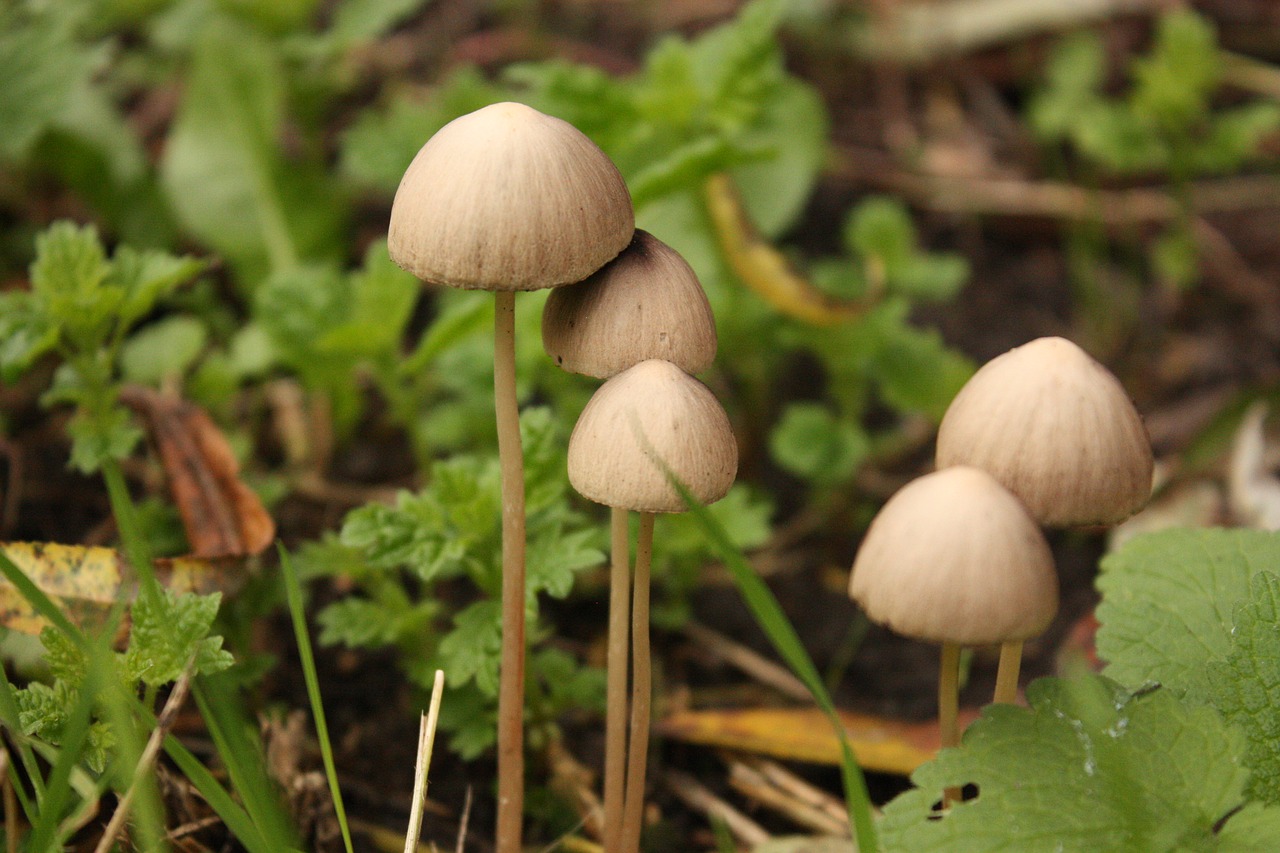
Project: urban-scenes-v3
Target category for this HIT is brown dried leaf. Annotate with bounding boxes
[122,385,274,558]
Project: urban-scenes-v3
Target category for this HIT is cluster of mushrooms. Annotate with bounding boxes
[849,335,1154,806]
[384,98,1155,846]
[386,102,736,853]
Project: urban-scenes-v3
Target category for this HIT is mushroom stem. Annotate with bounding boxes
[620,511,655,853]
[603,506,632,851]
[493,290,526,853]
[939,642,962,808]
[992,640,1024,705]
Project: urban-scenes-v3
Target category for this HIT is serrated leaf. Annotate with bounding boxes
[124,590,232,686]
[437,600,501,696]
[769,403,868,485]
[316,597,405,648]
[1205,571,1280,805]
[1096,528,1280,696]
[41,626,87,685]
[526,525,603,601]
[879,674,1268,852]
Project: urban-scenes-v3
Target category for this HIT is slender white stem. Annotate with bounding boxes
[493,290,526,853]
[603,507,632,850]
[993,640,1024,705]
[620,512,655,852]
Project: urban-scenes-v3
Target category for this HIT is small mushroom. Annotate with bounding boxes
[542,229,717,378]
[388,101,634,853]
[936,336,1153,527]
[568,359,737,850]
[935,336,1153,705]
[849,466,1057,803]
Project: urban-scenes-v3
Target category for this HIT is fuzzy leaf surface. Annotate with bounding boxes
[879,674,1274,852]
[1096,528,1280,696]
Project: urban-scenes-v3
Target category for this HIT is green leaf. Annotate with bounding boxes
[0,4,97,160]
[161,19,295,276]
[316,596,410,649]
[879,674,1271,852]
[769,402,868,485]
[1029,32,1107,142]
[66,404,142,473]
[1096,528,1280,696]
[324,0,432,49]
[124,590,234,686]
[41,628,88,685]
[867,304,974,421]
[527,525,603,601]
[1205,571,1280,806]
[338,493,468,582]
[0,292,58,382]
[437,600,502,696]
[847,197,915,273]
[1132,10,1220,128]
[120,316,209,384]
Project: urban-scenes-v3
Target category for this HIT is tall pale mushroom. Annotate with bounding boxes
[542,229,717,849]
[935,336,1153,705]
[849,466,1057,805]
[568,359,737,851]
[388,101,634,853]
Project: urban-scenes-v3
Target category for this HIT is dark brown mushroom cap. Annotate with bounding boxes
[568,360,738,513]
[542,230,717,378]
[849,466,1058,645]
[936,336,1154,526]
[388,102,634,291]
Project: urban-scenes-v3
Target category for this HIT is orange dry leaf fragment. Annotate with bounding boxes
[121,385,274,558]
[656,705,979,775]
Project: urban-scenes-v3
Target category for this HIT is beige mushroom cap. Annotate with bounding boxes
[849,466,1058,646]
[388,102,635,291]
[936,336,1154,526]
[568,359,738,513]
[542,230,717,378]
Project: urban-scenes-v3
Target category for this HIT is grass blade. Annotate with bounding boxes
[677,486,880,851]
[280,544,355,853]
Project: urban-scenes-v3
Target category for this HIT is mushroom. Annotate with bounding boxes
[543,231,717,850]
[388,101,634,852]
[935,336,1153,705]
[849,466,1057,805]
[542,229,717,378]
[568,359,737,850]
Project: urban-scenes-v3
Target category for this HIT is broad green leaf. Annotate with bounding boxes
[1205,571,1280,806]
[325,0,432,48]
[879,675,1272,852]
[161,19,293,276]
[120,316,208,384]
[1096,528,1280,696]
[0,4,96,160]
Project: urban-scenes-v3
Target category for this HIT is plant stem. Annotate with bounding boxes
[939,642,962,808]
[603,507,632,851]
[493,290,526,853]
[620,512,654,853]
[993,640,1024,705]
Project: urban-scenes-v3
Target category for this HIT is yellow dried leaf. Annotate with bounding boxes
[657,705,978,775]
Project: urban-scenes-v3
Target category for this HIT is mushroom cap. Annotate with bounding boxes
[849,466,1058,646]
[936,336,1154,526]
[568,359,738,513]
[388,102,635,291]
[542,230,717,378]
